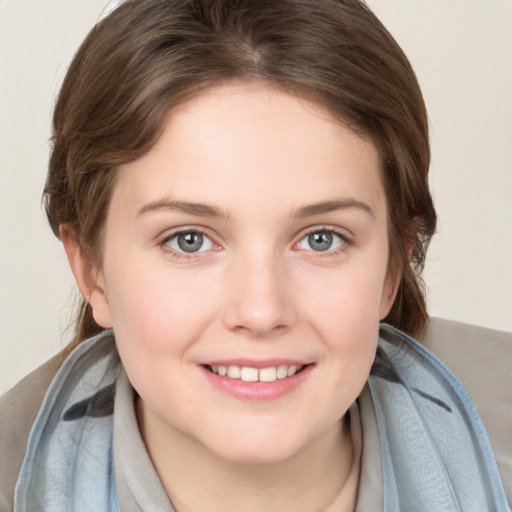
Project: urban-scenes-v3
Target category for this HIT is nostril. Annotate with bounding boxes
[220,283,297,336]
[231,322,289,337]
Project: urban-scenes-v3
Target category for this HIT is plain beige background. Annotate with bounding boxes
[1,0,511,392]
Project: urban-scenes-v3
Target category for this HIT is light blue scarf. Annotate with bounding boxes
[368,325,510,511]
[14,326,510,511]
[14,333,121,512]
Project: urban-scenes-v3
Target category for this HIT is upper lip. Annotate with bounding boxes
[200,359,312,369]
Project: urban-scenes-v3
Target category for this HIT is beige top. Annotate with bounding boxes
[1,317,511,510]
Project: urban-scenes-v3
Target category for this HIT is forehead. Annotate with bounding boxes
[112,82,385,219]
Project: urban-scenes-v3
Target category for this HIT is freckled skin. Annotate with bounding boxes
[74,82,397,508]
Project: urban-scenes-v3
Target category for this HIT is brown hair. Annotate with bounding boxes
[44,0,436,350]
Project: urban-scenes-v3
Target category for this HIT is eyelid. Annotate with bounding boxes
[299,225,352,242]
[159,226,222,258]
[160,226,211,244]
[294,225,353,254]
[156,224,352,259]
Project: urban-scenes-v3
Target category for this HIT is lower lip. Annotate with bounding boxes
[200,364,314,401]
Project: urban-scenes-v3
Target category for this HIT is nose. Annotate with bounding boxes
[221,250,297,338]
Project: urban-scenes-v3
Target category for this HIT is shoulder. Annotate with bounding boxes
[0,353,62,510]
[421,317,512,404]
[421,317,512,501]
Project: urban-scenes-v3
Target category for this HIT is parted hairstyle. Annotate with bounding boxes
[44,0,437,351]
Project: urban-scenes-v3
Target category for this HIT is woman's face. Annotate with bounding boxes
[88,82,396,463]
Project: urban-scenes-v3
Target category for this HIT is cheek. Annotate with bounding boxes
[300,276,381,433]
[298,262,386,370]
[103,268,210,402]
[108,258,207,324]
[301,266,387,330]
[103,260,221,372]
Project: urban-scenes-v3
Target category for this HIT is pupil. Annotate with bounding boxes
[178,232,203,253]
[309,232,332,251]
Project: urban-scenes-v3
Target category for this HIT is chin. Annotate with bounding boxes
[212,441,302,466]
[196,420,315,466]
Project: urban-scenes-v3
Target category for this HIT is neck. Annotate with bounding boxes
[137,399,359,512]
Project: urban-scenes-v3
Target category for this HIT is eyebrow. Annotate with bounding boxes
[295,199,374,218]
[137,199,228,218]
[136,197,374,220]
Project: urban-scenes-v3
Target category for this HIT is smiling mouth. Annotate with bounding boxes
[203,364,308,383]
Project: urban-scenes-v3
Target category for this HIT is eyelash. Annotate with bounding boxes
[297,226,353,257]
[159,227,218,261]
[158,226,353,260]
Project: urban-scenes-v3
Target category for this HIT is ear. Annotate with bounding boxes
[60,225,113,328]
[379,268,401,320]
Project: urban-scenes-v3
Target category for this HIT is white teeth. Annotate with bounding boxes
[287,365,298,377]
[277,365,288,379]
[227,366,241,379]
[209,364,304,382]
[240,367,259,382]
[259,367,277,382]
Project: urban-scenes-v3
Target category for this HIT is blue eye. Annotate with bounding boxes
[165,231,215,253]
[298,231,344,252]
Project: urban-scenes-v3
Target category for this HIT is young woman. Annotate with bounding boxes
[1,1,510,511]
